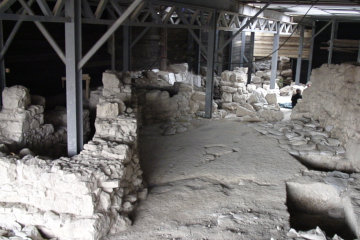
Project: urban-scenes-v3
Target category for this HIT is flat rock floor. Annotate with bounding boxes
[107,119,308,240]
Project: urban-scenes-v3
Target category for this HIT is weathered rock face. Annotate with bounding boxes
[2,85,30,110]
[0,72,145,240]
[292,64,360,162]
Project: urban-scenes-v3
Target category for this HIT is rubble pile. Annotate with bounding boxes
[0,73,145,240]
[218,68,284,122]
[0,86,74,155]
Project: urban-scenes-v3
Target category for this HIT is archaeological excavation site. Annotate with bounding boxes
[2,0,360,239]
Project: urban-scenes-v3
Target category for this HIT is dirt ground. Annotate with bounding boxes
[106,119,309,240]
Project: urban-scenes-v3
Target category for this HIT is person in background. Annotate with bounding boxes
[291,89,302,108]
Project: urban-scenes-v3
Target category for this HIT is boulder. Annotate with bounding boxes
[222,102,241,112]
[236,106,256,117]
[265,93,278,105]
[191,91,205,102]
[102,72,122,89]
[168,63,188,73]
[2,85,31,110]
[221,86,237,93]
[222,92,232,103]
[258,109,284,122]
[281,69,292,78]
[96,102,125,118]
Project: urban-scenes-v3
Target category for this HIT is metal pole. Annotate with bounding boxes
[328,19,336,65]
[65,0,83,156]
[270,23,280,89]
[160,27,167,71]
[215,30,222,74]
[196,29,201,74]
[205,11,216,119]
[307,21,316,83]
[123,24,130,71]
[111,33,116,70]
[0,20,6,108]
[240,31,246,67]
[79,0,142,69]
[247,32,255,85]
[357,40,360,64]
[295,25,304,85]
[228,31,233,70]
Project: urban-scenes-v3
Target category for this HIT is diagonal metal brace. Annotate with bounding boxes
[217,2,270,53]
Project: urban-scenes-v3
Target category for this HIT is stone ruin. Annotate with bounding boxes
[216,67,284,122]
[0,73,145,239]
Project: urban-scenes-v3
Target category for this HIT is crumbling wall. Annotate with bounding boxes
[292,64,360,159]
[0,86,73,156]
[0,73,145,240]
[218,68,283,122]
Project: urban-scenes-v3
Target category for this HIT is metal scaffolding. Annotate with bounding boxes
[0,0,302,155]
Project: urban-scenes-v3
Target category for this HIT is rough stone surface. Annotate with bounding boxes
[2,86,30,110]
[292,64,360,165]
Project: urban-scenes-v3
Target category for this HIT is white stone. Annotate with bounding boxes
[2,86,31,110]
[265,93,278,105]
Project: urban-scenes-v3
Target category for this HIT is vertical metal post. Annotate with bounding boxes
[270,24,280,89]
[215,30,222,74]
[295,25,304,85]
[123,24,130,71]
[357,40,360,64]
[65,0,83,156]
[307,21,316,83]
[328,19,336,65]
[0,21,5,108]
[228,31,233,70]
[196,29,202,74]
[247,32,255,84]
[205,11,217,119]
[111,33,116,71]
[240,31,246,67]
[160,27,167,71]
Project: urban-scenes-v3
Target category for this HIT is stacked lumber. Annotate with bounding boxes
[253,30,312,59]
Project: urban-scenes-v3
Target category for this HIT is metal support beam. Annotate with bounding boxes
[130,26,149,48]
[205,11,216,119]
[160,27,167,71]
[188,28,207,59]
[228,32,233,71]
[123,24,130,71]
[307,21,316,83]
[270,23,279,89]
[239,31,246,67]
[0,0,17,13]
[111,33,116,70]
[215,30,222,74]
[357,40,360,64]
[65,0,83,156]
[328,19,336,65]
[217,2,270,54]
[196,29,201,74]
[295,25,304,85]
[79,0,142,69]
[0,21,6,108]
[18,0,66,63]
[247,31,255,85]
[36,0,52,16]
[0,0,36,61]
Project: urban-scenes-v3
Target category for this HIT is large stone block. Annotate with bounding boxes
[2,85,31,110]
[96,102,126,118]
[102,72,123,90]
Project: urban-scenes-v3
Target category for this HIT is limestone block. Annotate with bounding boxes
[247,84,257,93]
[221,71,233,82]
[222,92,232,103]
[191,91,205,102]
[175,82,193,93]
[265,93,278,105]
[96,102,125,118]
[233,93,246,103]
[169,73,176,85]
[102,72,123,90]
[221,86,237,93]
[251,76,262,84]
[259,109,284,122]
[2,86,30,110]
[95,116,137,144]
[236,106,256,117]
[222,102,241,112]
[193,75,202,87]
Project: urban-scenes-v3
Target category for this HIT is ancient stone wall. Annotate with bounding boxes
[0,73,145,240]
[218,67,283,122]
[292,64,360,163]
